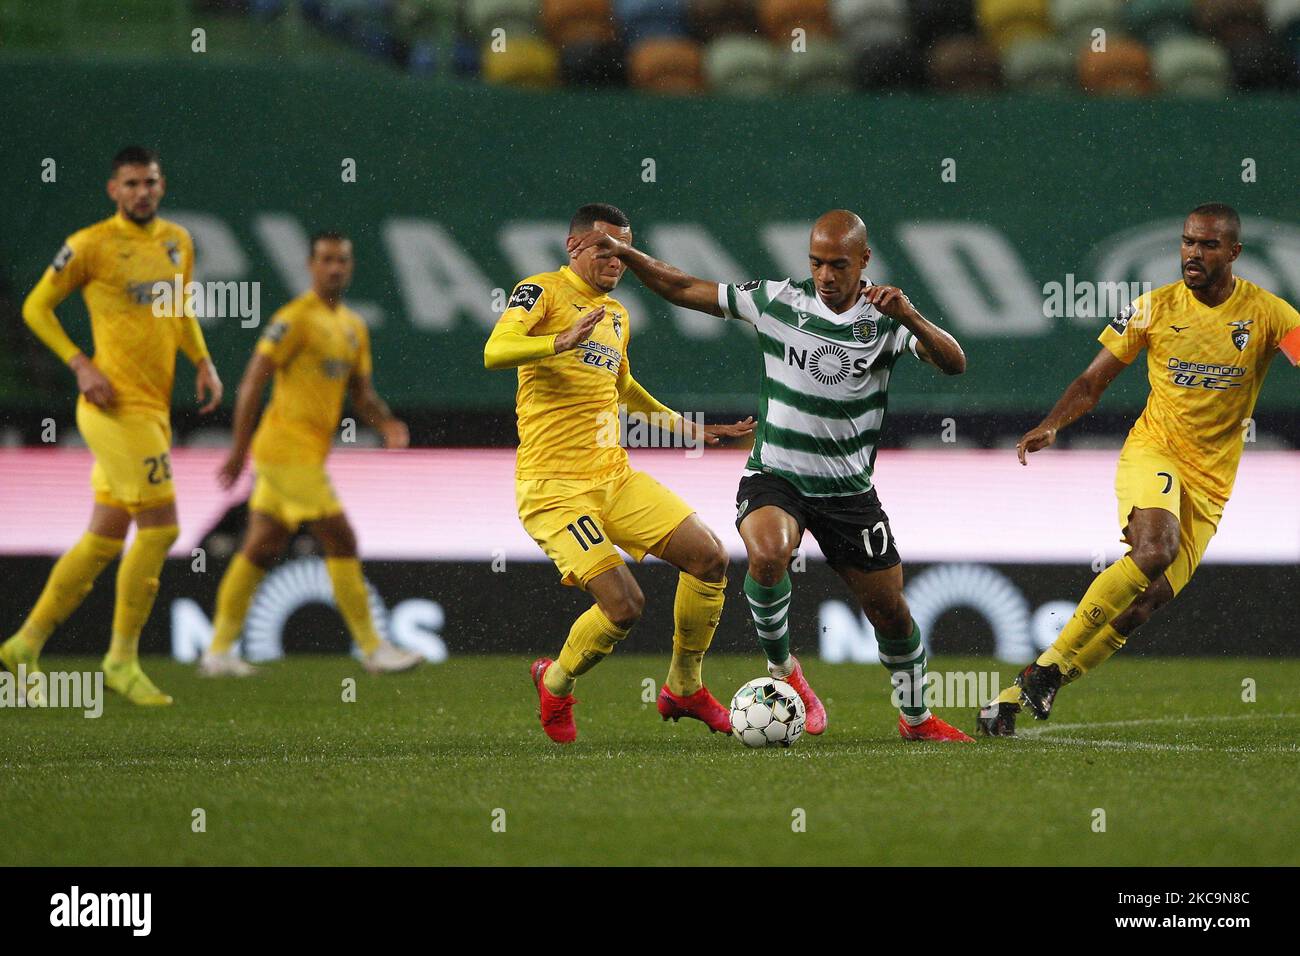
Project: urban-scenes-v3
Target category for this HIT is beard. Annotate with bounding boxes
[1182,263,1217,288]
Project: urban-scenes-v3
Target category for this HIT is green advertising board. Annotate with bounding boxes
[2,60,1298,414]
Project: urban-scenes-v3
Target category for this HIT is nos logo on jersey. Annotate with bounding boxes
[51,243,74,272]
[1109,303,1136,335]
[508,283,543,312]
[1229,319,1253,351]
[788,343,867,386]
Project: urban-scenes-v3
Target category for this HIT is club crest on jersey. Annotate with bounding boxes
[1228,319,1253,352]
[508,283,543,313]
[163,241,181,266]
[851,317,878,345]
[611,313,622,339]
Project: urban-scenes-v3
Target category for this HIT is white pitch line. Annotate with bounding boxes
[1018,711,1300,753]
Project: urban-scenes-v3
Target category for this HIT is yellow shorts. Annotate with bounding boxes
[516,466,696,588]
[1114,440,1224,596]
[250,460,343,531]
[76,400,175,513]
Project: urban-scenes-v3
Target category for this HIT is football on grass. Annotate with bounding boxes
[729,677,806,748]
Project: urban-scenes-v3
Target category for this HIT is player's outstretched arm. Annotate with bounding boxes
[568,231,723,317]
[217,352,275,489]
[1016,347,1127,465]
[348,373,408,449]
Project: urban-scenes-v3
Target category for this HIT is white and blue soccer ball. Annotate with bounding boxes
[730,677,806,748]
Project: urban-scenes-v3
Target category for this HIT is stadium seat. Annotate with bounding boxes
[480,34,561,86]
[1048,0,1123,47]
[615,0,691,42]
[1151,34,1230,94]
[452,37,483,75]
[542,0,617,46]
[465,0,539,39]
[852,36,925,87]
[559,38,628,85]
[927,33,1003,90]
[1268,0,1300,43]
[757,0,834,43]
[1194,0,1268,45]
[392,0,460,45]
[976,0,1050,51]
[1077,36,1154,94]
[627,36,706,90]
[1123,0,1193,42]
[704,34,781,92]
[831,0,910,49]
[780,36,854,89]
[349,15,402,61]
[687,0,761,40]
[1001,36,1074,90]
[908,0,977,49]
[1224,27,1299,89]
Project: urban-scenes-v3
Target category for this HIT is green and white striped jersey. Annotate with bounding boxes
[718,277,919,497]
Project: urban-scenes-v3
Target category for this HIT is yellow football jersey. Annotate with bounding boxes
[496,266,633,479]
[29,212,201,413]
[250,290,372,466]
[1100,276,1300,501]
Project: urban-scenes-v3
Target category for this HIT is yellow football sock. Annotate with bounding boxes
[1043,555,1149,670]
[548,604,630,696]
[667,572,726,696]
[1071,624,1127,677]
[108,525,178,663]
[325,557,382,655]
[14,531,123,654]
[210,553,267,655]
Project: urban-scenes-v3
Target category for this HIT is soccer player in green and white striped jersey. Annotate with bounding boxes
[569,210,973,742]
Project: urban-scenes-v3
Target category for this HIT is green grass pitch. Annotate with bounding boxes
[2,655,1297,866]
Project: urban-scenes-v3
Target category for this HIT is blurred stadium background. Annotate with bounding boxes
[0,0,1296,665]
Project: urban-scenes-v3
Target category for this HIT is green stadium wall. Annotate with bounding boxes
[2,61,1298,414]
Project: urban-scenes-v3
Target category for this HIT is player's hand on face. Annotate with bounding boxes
[865,285,915,320]
[70,354,116,409]
[196,359,223,414]
[216,452,245,490]
[380,417,410,449]
[1016,426,1057,465]
[554,305,604,353]
[701,416,757,446]
[566,230,624,260]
